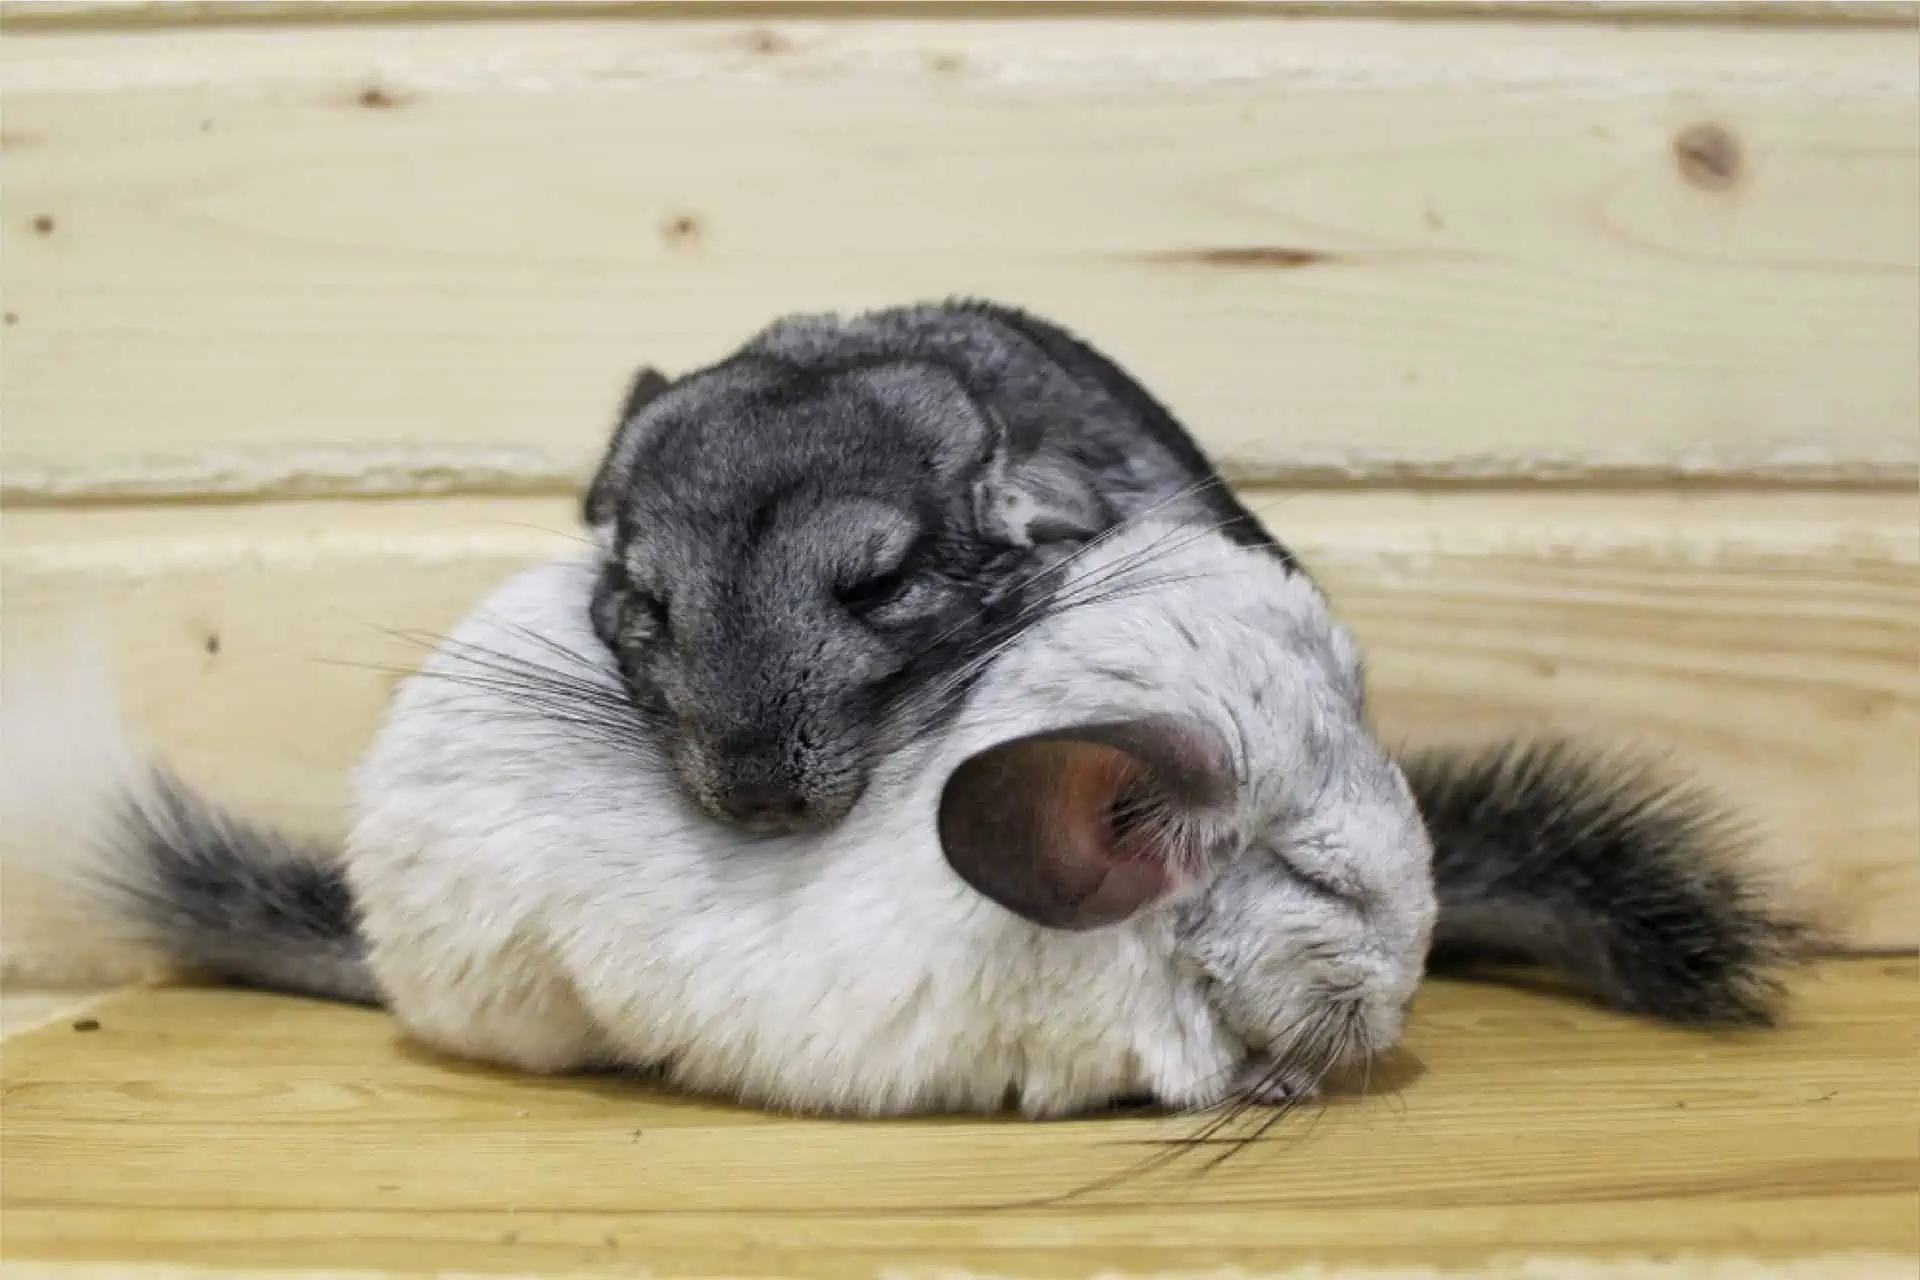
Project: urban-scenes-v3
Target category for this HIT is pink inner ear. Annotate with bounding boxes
[938,732,1185,932]
[1038,742,1174,917]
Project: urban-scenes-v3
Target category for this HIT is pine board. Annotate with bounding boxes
[2,488,1913,949]
[2,15,1915,500]
[1,960,1914,1276]
[4,2,1917,29]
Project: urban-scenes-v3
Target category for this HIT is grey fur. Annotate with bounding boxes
[1408,739,1811,1026]
[583,298,1293,833]
[104,767,376,1005]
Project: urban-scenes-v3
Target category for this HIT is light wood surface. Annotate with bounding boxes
[0,988,112,1040]
[1,958,1913,1277]
[5,488,1913,950]
[4,2,1916,29]
[3,14,1915,501]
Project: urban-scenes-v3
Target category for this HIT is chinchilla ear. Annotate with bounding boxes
[584,366,673,535]
[937,716,1235,931]
[836,359,1105,548]
[970,435,1111,548]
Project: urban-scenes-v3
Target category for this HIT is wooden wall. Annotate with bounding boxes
[2,1,1915,947]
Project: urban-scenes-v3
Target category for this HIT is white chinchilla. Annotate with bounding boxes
[1,521,1437,1117]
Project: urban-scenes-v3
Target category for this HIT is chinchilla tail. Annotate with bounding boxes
[1403,737,1812,1027]
[1,646,378,1004]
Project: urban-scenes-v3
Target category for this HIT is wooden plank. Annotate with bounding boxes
[7,1264,1908,1280]
[3,488,1913,949]
[1,961,1914,1275]
[4,1266,1916,1280]
[1,16,1914,501]
[4,1,1917,29]
[0,988,114,1040]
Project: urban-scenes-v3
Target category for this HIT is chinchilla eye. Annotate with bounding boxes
[837,564,915,616]
[840,532,945,622]
[1279,853,1364,909]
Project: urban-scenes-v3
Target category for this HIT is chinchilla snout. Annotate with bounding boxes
[670,722,873,835]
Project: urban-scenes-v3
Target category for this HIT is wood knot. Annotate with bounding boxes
[662,212,702,248]
[743,28,788,55]
[1674,123,1742,191]
[1152,245,1333,270]
[31,213,55,235]
[357,85,405,110]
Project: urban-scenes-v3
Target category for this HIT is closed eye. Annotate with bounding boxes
[1280,855,1365,910]
[838,563,915,615]
[838,534,939,620]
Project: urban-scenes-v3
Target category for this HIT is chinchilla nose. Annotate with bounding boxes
[715,780,816,833]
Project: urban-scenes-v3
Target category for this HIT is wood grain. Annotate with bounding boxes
[1,960,1913,1276]
[4,2,1916,30]
[2,15,1914,501]
[0,988,112,1040]
[2,488,1913,948]
[3,1263,1915,1280]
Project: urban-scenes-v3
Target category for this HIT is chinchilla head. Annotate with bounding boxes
[934,521,1439,1093]
[582,353,1112,834]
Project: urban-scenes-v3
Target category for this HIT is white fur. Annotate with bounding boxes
[345,521,1436,1116]
[1,521,1435,1117]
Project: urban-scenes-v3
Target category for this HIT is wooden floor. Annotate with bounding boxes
[2,959,1915,1280]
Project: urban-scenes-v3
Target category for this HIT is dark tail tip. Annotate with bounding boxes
[105,766,379,1006]
[1402,738,1814,1028]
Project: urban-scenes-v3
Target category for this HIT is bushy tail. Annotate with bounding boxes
[0,654,378,1005]
[1402,738,1810,1027]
